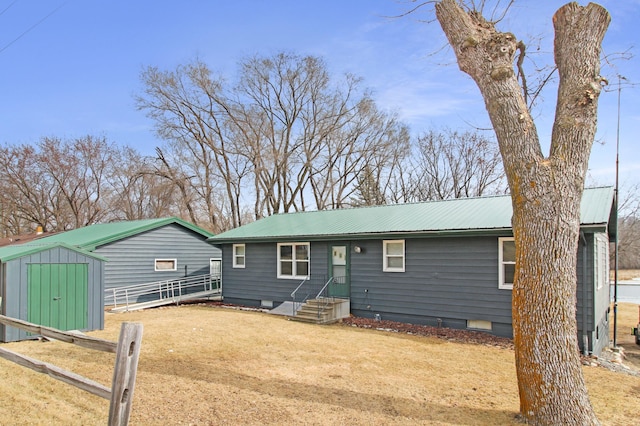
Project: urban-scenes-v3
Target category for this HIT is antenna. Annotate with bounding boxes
[613,74,626,348]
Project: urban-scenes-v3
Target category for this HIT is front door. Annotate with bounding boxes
[329,245,350,298]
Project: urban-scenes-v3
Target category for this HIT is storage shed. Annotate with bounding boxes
[0,242,105,342]
[33,217,220,303]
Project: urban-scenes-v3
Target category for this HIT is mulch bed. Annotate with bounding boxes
[341,316,515,349]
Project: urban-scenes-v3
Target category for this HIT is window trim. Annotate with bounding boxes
[383,240,405,273]
[498,237,515,290]
[277,242,310,280]
[232,244,246,269]
[155,258,177,272]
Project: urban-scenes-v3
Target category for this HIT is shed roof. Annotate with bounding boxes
[0,242,106,263]
[34,217,214,251]
[208,186,615,243]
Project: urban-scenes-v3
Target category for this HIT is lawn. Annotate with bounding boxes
[0,303,638,425]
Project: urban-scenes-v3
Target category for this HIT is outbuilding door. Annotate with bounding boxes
[28,264,88,331]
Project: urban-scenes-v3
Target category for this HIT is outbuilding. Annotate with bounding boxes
[0,242,106,342]
[33,217,221,305]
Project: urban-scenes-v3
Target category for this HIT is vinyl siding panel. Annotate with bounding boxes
[575,232,612,354]
[0,247,104,342]
[349,236,513,335]
[220,242,328,307]
[218,231,608,354]
[94,223,220,294]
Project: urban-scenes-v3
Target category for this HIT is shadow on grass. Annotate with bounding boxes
[139,356,520,425]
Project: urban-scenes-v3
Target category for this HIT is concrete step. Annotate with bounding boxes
[287,300,340,324]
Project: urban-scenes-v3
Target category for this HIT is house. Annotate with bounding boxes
[33,217,221,304]
[208,187,615,355]
[0,242,106,342]
[0,227,50,247]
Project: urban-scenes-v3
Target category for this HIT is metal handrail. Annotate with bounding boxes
[291,276,312,316]
[314,277,335,319]
[315,277,334,300]
[290,276,310,299]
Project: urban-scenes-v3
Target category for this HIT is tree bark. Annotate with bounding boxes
[435,1,610,424]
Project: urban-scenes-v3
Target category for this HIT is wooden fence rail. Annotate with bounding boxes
[0,309,143,426]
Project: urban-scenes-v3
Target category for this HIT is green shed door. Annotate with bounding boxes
[28,264,88,331]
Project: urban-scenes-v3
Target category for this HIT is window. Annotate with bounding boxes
[467,320,492,331]
[233,244,246,268]
[155,259,177,271]
[383,240,405,272]
[499,237,515,289]
[277,243,310,279]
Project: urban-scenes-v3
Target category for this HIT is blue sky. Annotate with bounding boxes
[1,0,638,189]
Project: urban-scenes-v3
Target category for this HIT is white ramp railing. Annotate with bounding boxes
[106,273,221,312]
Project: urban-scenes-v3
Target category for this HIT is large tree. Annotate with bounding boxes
[137,53,409,228]
[434,1,610,424]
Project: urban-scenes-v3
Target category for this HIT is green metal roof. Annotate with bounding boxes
[0,242,106,263]
[34,217,214,251]
[208,187,615,243]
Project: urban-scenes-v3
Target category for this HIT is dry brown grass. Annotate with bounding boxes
[1,303,639,425]
[611,268,640,281]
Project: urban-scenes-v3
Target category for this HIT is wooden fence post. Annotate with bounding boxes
[108,322,144,426]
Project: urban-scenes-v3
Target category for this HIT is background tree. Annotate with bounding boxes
[615,182,640,269]
[37,136,116,229]
[137,52,409,227]
[0,143,55,234]
[0,136,174,234]
[434,0,610,424]
[402,128,505,201]
[137,62,247,232]
[108,146,180,221]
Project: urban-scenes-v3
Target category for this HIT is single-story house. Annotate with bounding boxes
[208,186,615,355]
[33,217,221,304]
[0,242,106,342]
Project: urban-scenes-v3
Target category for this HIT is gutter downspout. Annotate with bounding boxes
[580,231,589,356]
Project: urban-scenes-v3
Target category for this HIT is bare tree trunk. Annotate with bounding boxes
[435,1,610,424]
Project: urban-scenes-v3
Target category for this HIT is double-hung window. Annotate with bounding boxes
[383,240,405,272]
[277,242,310,279]
[233,244,246,268]
[499,237,515,289]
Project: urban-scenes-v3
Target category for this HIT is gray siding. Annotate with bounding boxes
[95,223,220,293]
[219,231,608,354]
[0,247,104,342]
[220,242,328,307]
[576,232,610,354]
[349,236,513,335]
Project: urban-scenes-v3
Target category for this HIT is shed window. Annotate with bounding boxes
[233,244,246,268]
[155,259,177,271]
[499,237,515,289]
[277,243,310,279]
[383,240,405,272]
